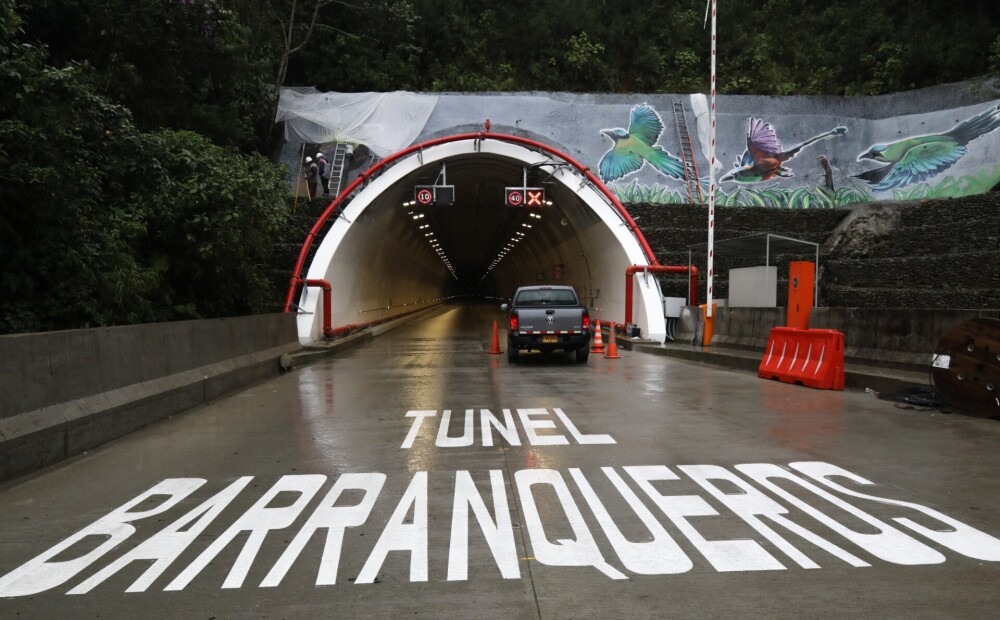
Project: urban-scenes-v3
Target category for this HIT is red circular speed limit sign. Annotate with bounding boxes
[416,188,434,205]
[506,189,524,206]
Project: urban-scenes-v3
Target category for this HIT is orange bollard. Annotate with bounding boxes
[591,320,606,354]
[487,320,502,354]
[604,324,621,359]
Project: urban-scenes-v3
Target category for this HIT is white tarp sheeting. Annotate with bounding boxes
[275,88,438,157]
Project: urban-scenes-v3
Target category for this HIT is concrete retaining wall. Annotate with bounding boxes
[0,314,301,483]
[631,195,1000,311]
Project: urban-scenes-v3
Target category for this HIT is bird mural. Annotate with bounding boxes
[721,119,847,184]
[598,103,685,184]
[855,105,1000,192]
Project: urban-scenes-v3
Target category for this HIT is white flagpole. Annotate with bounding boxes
[705,0,717,319]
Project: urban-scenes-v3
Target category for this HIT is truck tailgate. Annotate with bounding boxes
[517,307,586,332]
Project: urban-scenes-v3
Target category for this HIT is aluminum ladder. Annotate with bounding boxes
[672,100,704,204]
[327,142,349,197]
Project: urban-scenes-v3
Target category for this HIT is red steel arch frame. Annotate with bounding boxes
[283,127,661,313]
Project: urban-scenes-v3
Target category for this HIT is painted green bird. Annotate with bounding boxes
[598,104,685,183]
[855,104,1000,192]
[721,118,847,184]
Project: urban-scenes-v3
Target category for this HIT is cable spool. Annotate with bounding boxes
[931,318,1000,418]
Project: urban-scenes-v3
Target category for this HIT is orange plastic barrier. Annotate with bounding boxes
[758,327,845,391]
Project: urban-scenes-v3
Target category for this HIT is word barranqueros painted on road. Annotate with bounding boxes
[2,462,1000,596]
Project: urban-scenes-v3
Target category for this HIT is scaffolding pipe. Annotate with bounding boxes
[292,278,333,337]
[624,265,699,326]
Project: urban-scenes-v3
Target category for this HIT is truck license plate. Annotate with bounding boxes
[542,335,558,343]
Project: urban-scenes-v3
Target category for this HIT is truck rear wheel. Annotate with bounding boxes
[507,347,518,363]
[576,347,590,363]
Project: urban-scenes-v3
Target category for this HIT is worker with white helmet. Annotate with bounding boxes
[303,156,319,199]
[316,152,330,196]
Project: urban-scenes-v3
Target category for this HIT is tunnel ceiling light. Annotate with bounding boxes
[521,223,532,228]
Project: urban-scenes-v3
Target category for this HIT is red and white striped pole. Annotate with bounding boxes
[705,0,717,318]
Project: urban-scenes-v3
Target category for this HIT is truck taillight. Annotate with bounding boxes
[582,311,591,329]
[509,312,519,331]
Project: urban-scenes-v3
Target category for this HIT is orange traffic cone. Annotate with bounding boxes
[591,320,606,354]
[604,324,621,359]
[487,320,502,354]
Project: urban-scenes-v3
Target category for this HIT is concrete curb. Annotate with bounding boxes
[618,337,931,396]
[0,342,300,483]
[284,303,449,368]
[0,307,445,484]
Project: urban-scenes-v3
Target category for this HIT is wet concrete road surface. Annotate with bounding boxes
[2,303,1000,619]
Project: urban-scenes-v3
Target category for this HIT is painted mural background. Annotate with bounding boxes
[281,80,1000,208]
[595,101,1000,208]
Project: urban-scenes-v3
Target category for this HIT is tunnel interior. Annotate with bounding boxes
[296,137,666,343]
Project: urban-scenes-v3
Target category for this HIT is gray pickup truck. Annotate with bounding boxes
[501,285,592,363]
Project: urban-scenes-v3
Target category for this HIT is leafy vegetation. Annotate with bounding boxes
[290,0,1000,97]
[0,1,288,333]
[612,180,687,205]
[889,165,1000,200]
[716,181,874,209]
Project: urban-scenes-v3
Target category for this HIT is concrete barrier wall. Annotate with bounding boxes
[810,308,1000,370]
[0,314,301,482]
[677,306,1000,372]
[676,306,785,350]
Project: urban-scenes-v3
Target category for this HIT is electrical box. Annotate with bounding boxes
[787,261,815,330]
[663,297,686,318]
[729,266,777,307]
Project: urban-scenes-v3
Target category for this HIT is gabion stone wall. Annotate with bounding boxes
[629,194,1000,310]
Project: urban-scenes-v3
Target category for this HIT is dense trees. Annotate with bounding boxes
[288,0,1000,97]
[1,0,288,332]
[1,0,998,333]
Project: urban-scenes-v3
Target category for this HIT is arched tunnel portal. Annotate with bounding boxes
[287,133,674,345]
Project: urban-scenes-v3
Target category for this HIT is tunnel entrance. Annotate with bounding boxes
[287,133,669,344]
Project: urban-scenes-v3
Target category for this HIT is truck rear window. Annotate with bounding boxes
[515,290,578,306]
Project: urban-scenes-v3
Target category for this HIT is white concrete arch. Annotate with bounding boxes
[295,138,666,344]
